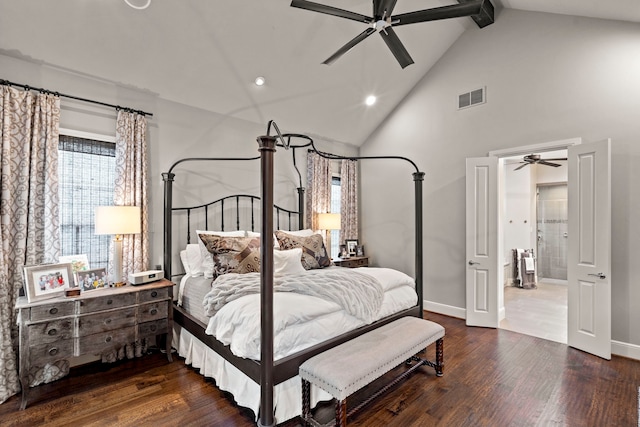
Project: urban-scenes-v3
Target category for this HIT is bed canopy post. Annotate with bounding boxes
[162,172,175,280]
[257,135,277,427]
[297,187,305,229]
[413,172,425,316]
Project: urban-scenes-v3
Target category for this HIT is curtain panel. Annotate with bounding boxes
[340,159,358,242]
[0,86,62,403]
[305,151,332,231]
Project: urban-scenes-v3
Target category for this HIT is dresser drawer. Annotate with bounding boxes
[138,302,168,322]
[30,301,75,321]
[28,319,74,344]
[77,308,136,336]
[138,319,168,338]
[29,339,73,365]
[78,293,136,314]
[139,287,169,303]
[77,327,136,355]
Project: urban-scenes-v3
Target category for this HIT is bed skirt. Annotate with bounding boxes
[172,323,332,423]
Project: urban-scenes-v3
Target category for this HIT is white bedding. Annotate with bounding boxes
[174,265,418,422]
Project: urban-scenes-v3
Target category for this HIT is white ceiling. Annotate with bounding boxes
[1,0,639,146]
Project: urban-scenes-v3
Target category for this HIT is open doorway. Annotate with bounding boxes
[498,150,568,344]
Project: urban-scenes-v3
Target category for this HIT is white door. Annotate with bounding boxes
[567,139,611,359]
[465,157,500,327]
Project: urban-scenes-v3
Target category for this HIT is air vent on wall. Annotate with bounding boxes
[458,87,486,109]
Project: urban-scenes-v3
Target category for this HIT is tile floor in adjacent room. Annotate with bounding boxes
[499,280,568,344]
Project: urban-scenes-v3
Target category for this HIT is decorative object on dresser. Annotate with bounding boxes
[333,256,369,268]
[58,254,90,274]
[22,263,74,303]
[15,279,174,410]
[94,205,141,286]
[345,239,359,257]
[76,267,108,291]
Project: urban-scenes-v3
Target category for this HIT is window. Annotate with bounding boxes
[330,176,341,258]
[58,134,115,270]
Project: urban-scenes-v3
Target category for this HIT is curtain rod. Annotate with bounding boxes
[0,78,153,117]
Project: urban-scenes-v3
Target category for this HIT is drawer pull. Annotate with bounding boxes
[104,319,112,325]
[105,336,112,343]
[151,291,158,298]
[107,299,113,305]
[150,325,157,332]
[150,308,158,316]
[48,348,59,356]
[49,307,58,315]
[47,329,57,336]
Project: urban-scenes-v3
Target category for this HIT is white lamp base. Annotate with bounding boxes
[113,236,124,285]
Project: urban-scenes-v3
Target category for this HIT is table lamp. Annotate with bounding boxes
[317,212,341,259]
[95,206,141,285]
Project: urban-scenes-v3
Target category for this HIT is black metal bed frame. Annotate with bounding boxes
[162,125,424,427]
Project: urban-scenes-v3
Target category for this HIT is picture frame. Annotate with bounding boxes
[76,268,109,291]
[339,244,348,259]
[23,263,74,303]
[59,254,90,273]
[345,239,359,257]
[356,245,365,257]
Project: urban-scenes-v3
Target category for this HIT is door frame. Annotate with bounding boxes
[488,138,582,323]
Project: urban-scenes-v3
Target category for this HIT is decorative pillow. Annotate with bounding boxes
[196,230,246,278]
[274,248,306,276]
[198,234,261,280]
[274,230,331,270]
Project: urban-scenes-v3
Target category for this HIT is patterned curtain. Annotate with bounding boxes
[0,86,62,403]
[114,110,149,278]
[306,151,332,231]
[340,159,358,242]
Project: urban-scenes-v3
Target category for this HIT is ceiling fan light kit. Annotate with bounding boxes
[290,0,494,68]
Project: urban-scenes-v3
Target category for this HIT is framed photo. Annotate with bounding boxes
[345,239,359,257]
[339,244,348,259]
[59,254,90,273]
[356,245,365,257]
[76,268,109,291]
[23,263,74,303]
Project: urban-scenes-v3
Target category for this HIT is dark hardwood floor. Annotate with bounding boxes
[1,312,638,426]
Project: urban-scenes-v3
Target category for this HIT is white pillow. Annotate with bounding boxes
[279,229,315,237]
[274,248,306,276]
[179,250,190,274]
[185,243,203,276]
[247,231,280,248]
[196,230,246,278]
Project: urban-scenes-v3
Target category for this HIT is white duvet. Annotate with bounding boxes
[205,266,418,360]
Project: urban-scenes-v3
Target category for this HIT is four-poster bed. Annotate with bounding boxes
[162,123,424,426]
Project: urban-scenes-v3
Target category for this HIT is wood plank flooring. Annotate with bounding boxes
[1,312,638,426]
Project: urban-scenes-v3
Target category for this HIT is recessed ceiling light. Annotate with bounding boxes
[254,76,266,86]
[365,95,377,106]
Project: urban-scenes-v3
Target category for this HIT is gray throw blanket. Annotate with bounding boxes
[203,268,384,323]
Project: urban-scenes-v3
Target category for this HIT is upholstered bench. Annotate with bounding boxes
[300,316,444,427]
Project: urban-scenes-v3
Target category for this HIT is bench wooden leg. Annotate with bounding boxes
[435,338,444,377]
[302,379,311,425]
[335,399,347,427]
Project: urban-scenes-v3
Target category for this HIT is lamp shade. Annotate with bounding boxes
[317,213,341,230]
[94,206,141,235]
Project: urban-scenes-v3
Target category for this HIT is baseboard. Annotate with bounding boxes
[424,300,466,319]
[612,340,640,361]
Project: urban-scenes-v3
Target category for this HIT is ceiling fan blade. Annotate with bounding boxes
[538,161,562,167]
[392,0,484,26]
[322,27,377,65]
[379,27,414,69]
[514,163,529,171]
[374,0,398,19]
[542,158,568,161]
[291,0,372,24]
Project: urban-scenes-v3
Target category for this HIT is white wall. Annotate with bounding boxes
[0,52,358,275]
[361,9,640,347]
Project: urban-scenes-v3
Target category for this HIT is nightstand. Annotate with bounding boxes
[333,256,369,268]
[15,278,174,410]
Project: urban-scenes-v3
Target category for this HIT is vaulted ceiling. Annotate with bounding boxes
[1,0,639,146]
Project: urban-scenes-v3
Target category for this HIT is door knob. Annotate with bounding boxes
[587,272,606,279]
[468,260,480,266]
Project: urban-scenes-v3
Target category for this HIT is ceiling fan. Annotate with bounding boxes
[290,0,494,69]
[514,154,568,171]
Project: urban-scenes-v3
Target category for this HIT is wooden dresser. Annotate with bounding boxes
[333,256,369,268]
[15,279,174,410]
